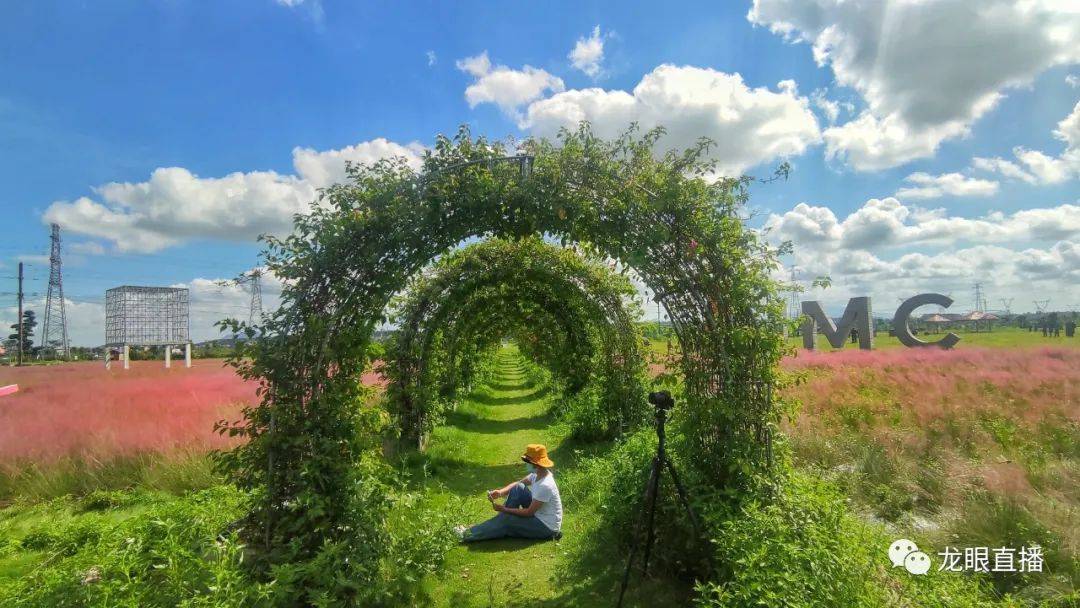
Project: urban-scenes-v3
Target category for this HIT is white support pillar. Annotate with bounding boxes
[185,342,191,368]
[165,345,171,368]
[105,350,111,370]
[123,344,130,370]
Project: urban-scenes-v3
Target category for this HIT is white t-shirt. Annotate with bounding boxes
[526,471,563,532]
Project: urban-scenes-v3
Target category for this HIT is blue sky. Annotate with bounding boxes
[1,0,1078,345]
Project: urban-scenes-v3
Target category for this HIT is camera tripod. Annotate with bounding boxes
[616,391,705,608]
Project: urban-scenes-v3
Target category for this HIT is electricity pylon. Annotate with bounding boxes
[786,266,801,320]
[237,269,264,326]
[973,282,987,312]
[40,223,70,359]
[999,298,1013,315]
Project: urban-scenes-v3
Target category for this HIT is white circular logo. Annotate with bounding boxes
[904,551,931,575]
[888,539,918,568]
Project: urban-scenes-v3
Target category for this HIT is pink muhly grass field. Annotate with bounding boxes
[0,359,385,465]
[0,360,255,464]
[782,346,1080,430]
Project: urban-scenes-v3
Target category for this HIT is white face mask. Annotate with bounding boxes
[525,463,537,474]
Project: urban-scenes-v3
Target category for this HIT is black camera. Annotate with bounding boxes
[648,390,674,411]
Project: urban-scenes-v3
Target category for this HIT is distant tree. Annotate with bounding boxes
[7,310,36,355]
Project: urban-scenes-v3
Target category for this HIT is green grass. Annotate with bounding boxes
[789,326,1080,351]
[411,346,690,607]
[0,450,221,505]
[0,491,171,584]
[649,325,1080,355]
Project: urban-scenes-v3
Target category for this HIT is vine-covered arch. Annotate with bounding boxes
[383,237,646,447]
[223,125,786,572]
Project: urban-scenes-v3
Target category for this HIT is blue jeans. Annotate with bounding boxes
[463,483,558,542]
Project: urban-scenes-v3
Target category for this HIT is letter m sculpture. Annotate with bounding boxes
[801,297,873,351]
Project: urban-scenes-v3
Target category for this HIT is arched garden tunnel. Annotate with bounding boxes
[221,126,787,590]
[381,237,648,449]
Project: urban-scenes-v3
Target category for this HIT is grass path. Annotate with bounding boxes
[416,346,688,608]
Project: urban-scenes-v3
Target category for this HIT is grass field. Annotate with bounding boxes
[781,344,1080,602]
[643,326,1080,357]
[0,360,254,502]
[0,331,1076,604]
[789,326,1080,351]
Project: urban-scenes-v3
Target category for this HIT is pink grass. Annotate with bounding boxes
[783,346,1080,428]
[0,360,385,465]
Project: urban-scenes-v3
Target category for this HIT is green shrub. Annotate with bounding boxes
[553,385,610,441]
[696,472,1002,608]
[77,489,137,512]
[0,482,456,607]
[945,492,1077,604]
[574,428,712,579]
[0,486,266,607]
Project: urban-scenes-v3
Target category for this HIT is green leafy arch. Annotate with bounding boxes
[222,124,786,571]
[383,237,647,447]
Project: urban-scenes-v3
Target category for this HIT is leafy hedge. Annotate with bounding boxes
[573,434,1012,607]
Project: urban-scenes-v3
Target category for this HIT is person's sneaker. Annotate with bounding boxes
[453,525,467,541]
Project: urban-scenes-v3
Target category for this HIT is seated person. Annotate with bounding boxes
[456,444,562,542]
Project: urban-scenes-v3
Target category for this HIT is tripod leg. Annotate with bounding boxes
[664,459,713,572]
[664,459,702,536]
[617,455,662,608]
[640,455,663,577]
[615,529,638,608]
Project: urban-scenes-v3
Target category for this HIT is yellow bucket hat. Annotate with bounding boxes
[521,444,555,468]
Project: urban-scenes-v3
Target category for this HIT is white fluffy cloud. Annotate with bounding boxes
[789,240,1079,315]
[765,198,1080,253]
[43,138,423,253]
[0,297,108,349]
[292,138,424,189]
[822,111,970,172]
[569,25,607,78]
[173,271,285,340]
[749,0,1080,171]
[523,64,821,176]
[456,51,565,119]
[810,88,849,125]
[894,172,999,200]
[44,169,313,253]
[974,101,1080,184]
[0,268,286,346]
[766,199,1080,314]
[68,241,107,256]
